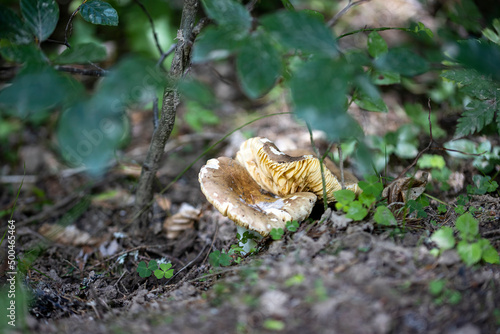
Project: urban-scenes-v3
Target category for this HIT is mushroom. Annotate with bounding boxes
[198,157,317,253]
[235,137,361,202]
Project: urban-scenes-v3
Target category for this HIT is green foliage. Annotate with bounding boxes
[153,263,174,279]
[467,175,499,195]
[431,213,500,266]
[21,0,59,42]
[482,19,500,45]
[79,0,119,26]
[428,279,462,306]
[51,42,107,64]
[270,220,300,240]
[263,319,285,331]
[445,139,500,174]
[208,250,232,267]
[374,205,397,226]
[137,260,158,278]
[406,197,428,218]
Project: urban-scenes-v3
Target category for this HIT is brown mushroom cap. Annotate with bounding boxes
[199,157,317,236]
[235,137,361,202]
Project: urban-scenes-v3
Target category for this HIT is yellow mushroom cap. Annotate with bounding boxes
[198,157,317,236]
[235,137,361,202]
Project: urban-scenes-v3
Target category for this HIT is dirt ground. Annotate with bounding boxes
[1,91,500,333]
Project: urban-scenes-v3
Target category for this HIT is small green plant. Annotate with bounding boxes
[430,213,500,266]
[429,279,462,305]
[263,319,285,331]
[467,175,499,195]
[208,250,232,268]
[137,260,174,279]
[270,220,301,241]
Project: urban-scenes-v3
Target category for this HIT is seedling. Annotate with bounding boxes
[208,250,232,267]
[429,279,462,305]
[430,213,500,266]
[137,260,175,279]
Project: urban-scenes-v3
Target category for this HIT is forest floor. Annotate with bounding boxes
[1,83,500,334]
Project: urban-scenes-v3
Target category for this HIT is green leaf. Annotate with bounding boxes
[358,193,375,207]
[372,70,400,85]
[457,240,482,266]
[454,100,498,137]
[285,220,299,232]
[56,101,127,175]
[374,48,429,77]
[354,75,387,112]
[479,239,500,264]
[367,31,387,58]
[346,201,368,221]
[404,103,446,138]
[441,68,497,100]
[429,279,445,296]
[137,261,152,278]
[236,32,282,99]
[270,228,284,240]
[20,0,59,42]
[261,10,338,56]
[454,39,500,82]
[374,206,397,226]
[0,5,32,44]
[333,189,356,206]
[95,56,167,110]
[208,250,232,267]
[417,154,446,169]
[80,0,118,26]
[407,199,427,218]
[263,319,285,331]
[358,175,383,197]
[153,269,164,279]
[184,102,220,132]
[192,26,245,62]
[430,227,455,250]
[52,43,107,64]
[455,213,479,240]
[148,260,158,271]
[201,0,251,33]
[0,65,81,119]
[443,139,477,158]
[0,41,45,63]
[289,57,362,141]
[178,79,217,108]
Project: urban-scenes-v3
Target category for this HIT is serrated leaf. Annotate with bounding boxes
[289,57,362,141]
[367,31,387,58]
[0,5,33,44]
[374,48,429,76]
[454,99,498,137]
[52,43,107,64]
[261,10,338,56]
[374,206,397,226]
[192,26,244,62]
[457,240,482,266]
[236,32,281,99]
[80,0,118,26]
[440,68,497,100]
[430,227,455,250]
[20,0,59,42]
[455,213,479,240]
[201,0,251,33]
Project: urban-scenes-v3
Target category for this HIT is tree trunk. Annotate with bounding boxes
[132,0,199,234]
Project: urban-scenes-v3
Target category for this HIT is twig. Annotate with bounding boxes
[156,43,177,68]
[307,123,328,210]
[133,0,164,56]
[328,0,371,27]
[55,66,108,77]
[64,5,84,47]
[337,26,412,39]
[338,144,345,189]
[88,245,163,270]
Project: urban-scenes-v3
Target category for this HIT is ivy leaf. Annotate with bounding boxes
[0,5,33,44]
[455,213,479,241]
[201,0,251,33]
[374,48,429,77]
[367,31,387,58]
[20,0,59,42]
[457,240,482,266]
[430,226,455,251]
[374,206,397,226]
[80,0,118,26]
[52,43,107,64]
[261,10,338,56]
[236,31,282,99]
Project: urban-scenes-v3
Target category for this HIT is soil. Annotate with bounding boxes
[1,96,500,334]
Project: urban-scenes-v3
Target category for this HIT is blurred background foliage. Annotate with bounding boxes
[0,0,499,181]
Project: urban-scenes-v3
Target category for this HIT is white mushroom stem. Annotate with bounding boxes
[236,225,263,255]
